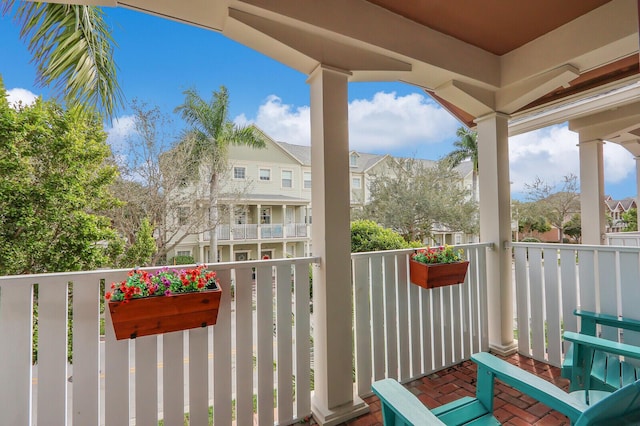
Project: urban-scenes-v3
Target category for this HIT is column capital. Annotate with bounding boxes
[474,111,510,124]
[307,64,352,83]
[577,138,605,146]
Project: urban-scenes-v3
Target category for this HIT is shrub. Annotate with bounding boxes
[521,237,541,243]
[350,220,408,253]
[169,255,195,265]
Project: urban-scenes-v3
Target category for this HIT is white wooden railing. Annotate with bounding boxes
[351,243,492,396]
[0,258,316,426]
[512,242,640,367]
[605,231,640,246]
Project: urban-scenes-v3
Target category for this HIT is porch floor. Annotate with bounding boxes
[339,352,570,426]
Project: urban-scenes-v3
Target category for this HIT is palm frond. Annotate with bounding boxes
[4,1,123,119]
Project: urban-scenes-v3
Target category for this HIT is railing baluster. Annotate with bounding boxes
[162,331,185,426]
[235,267,254,425]
[71,276,100,425]
[256,263,274,425]
[135,336,159,425]
[38,277,69,425]
[212,269,232,425]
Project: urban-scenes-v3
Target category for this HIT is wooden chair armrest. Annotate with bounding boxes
[372,378,445,426]
[563,331,640,360]
[574,309,640,333]
[472,352,587,422]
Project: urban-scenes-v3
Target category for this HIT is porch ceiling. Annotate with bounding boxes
[102,0,640,127]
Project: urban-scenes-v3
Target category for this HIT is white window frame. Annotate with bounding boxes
[259,168,271,181]
[177,250,191,257]
[350,153,358,167]
[233,166,246,180]
[303,171,312,189]
[260,207,272,224]
[352,176,361,189]
[281,169,293,188]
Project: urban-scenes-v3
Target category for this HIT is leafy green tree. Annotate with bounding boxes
[175,86,266,261]
[564,213,582,243]
[443,127,478,201]
[0,83,119,274]
[623,208,638,232]
[524,174,580,242]
[513,200,551,239]
[364,158,477,243]
[120,218,156,267]
[2,2,123,119]
[351,220,409,253]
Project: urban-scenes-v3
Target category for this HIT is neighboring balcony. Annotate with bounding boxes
[1,241,639,425]
[203,222,309,241]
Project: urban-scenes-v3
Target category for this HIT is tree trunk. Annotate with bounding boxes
[209,172,219,263]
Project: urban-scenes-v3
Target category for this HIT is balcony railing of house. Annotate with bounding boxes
[0,244,492,425]
[511,242,640,367]
[605,231,640,246]
[204,223,309,242]
[285,223,308,238]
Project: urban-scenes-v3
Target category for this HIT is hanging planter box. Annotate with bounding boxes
[108,284,222,340]
[409,260,469,289]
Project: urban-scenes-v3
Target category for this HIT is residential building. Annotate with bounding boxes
[605,195,637,232]
[166,130,475,262]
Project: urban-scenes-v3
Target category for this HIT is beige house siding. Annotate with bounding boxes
[166,130,476,262]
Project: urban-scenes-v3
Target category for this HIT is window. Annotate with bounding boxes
[259,168,271,181]
[352,177,361,189]
[235,209,247,224]
[350,153,358,167]
[303,172,312,189]
[260,208,272,224]
[282,170,293,188]
[233,166,246,180]
[177,250,191,257]
[177,207,189,225]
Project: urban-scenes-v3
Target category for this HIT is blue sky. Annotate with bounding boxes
[1,6,637,200]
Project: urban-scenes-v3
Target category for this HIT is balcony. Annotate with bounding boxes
[2,241,639,425]
[204,223,309,241]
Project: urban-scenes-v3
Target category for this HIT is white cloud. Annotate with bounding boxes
[241,95,310,144]
[348,92,458,151]
[509,124,635,194]
[6,88,38,107]
[106,115,136,153]
[603,142,635,183]
[235,92,458,150]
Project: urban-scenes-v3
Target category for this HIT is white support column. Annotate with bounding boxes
[476,112,517,355]
[579,139,606,245]
[635,157,640,229]
[308,64,368,425]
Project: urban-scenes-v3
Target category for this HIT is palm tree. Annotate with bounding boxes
[175,86,266,262]
[2,2,123,119]
[444,126,479,202]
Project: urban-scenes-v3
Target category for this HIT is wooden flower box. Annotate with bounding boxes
[107,285,222,340]
[409,260,469,289]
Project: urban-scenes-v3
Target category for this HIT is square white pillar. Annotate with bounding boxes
[578,139,606,245]
[308,65,368,425]
[476,113,517,355]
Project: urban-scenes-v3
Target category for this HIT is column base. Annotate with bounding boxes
[311,394,369,426]
[489,341,518,356]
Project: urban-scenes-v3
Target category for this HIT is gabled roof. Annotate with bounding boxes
[275,141,470,176]
[605,197,637,212]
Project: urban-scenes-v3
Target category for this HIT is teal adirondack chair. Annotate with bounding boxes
[372,352,640,425]
[562,310,640,393]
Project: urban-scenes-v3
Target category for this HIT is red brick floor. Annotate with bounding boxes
[338,352,570,426]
